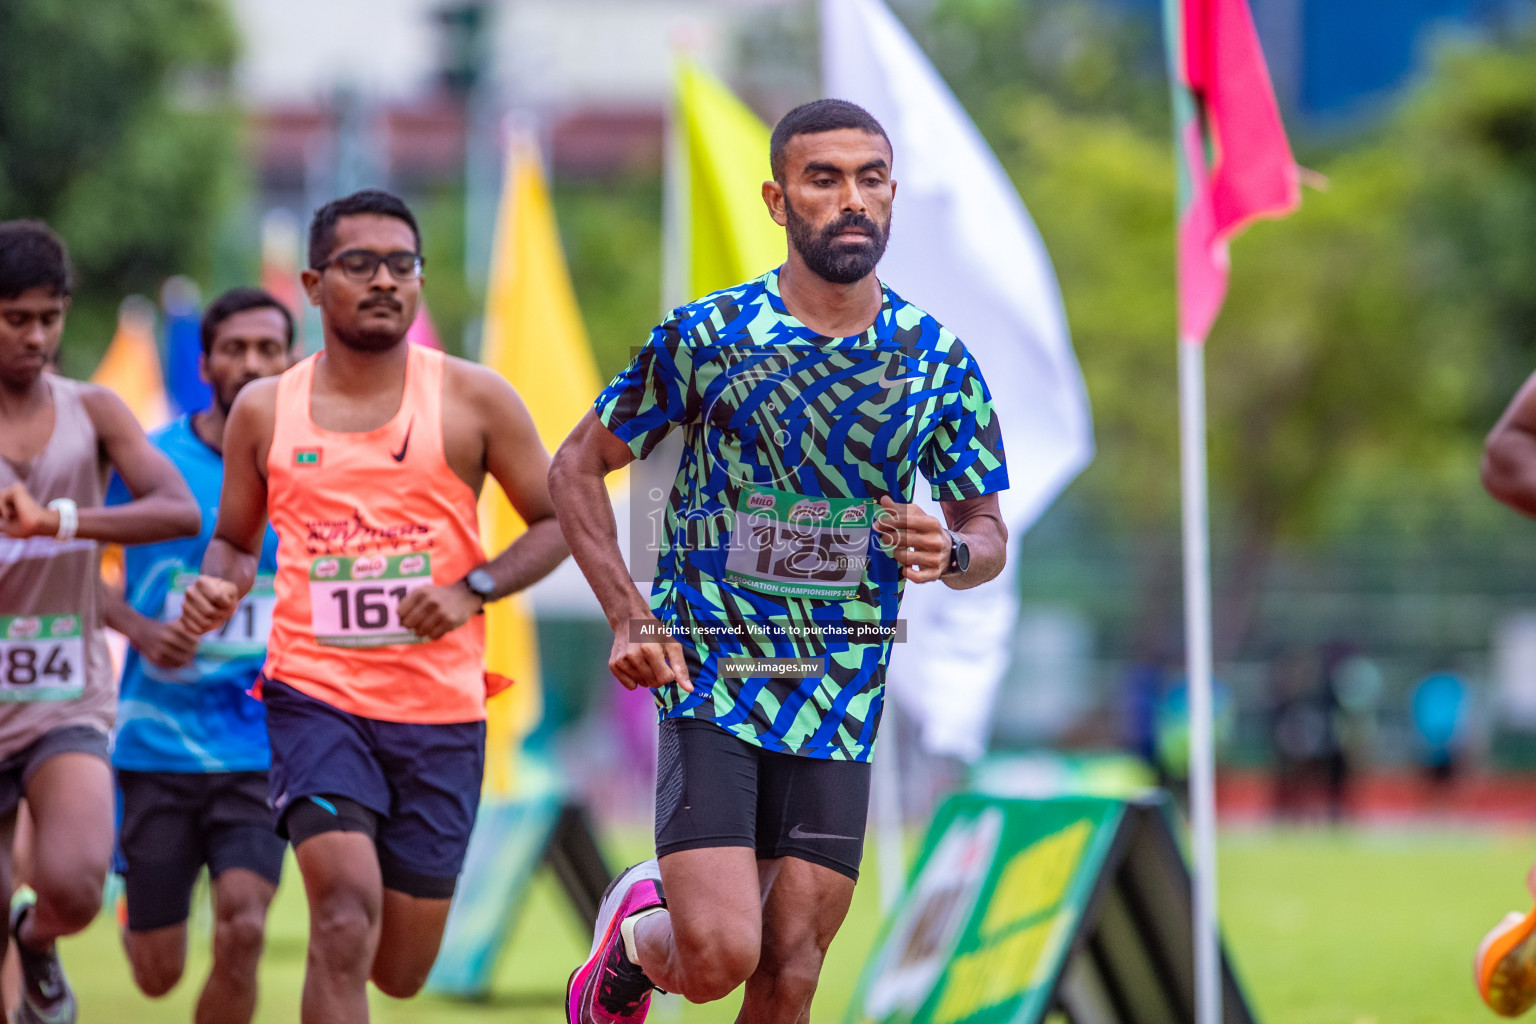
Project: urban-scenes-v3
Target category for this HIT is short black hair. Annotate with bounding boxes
[769,99,891,182]
[307,189,421,269]
[201,287,296,355]
[0,221,72,300]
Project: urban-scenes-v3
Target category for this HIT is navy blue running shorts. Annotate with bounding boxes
[114,770,286,931]
[261,676,485,900]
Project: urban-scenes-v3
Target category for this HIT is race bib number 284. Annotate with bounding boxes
[0,615,83,701]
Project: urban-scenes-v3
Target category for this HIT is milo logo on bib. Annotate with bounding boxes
[789,499,831,523]
[724,486,873,600]
[351,555,388,580]
[6,618,41,641]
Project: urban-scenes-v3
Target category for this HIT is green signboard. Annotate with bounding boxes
[849,795,1124,1024]
[848,794,1257,1024]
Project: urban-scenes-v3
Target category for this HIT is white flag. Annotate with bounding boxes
[823,0,1094,760]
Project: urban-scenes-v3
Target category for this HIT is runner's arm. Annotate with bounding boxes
[469,368,568,598]
[1484,370,1536,517]
[100,580,198,669]
[548,411,692,692]
[873,492,1008,590]
[182,381,275,634]
[0,386,199,544]
[396,366,569,641]
[938,492,1008,590]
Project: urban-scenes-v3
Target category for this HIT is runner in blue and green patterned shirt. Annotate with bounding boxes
[553,99,1011,1024]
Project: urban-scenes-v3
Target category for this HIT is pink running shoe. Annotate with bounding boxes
[567,860,665,1024]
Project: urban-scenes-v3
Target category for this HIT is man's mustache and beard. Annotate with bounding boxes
[785,198,891,285]
[215,373,260,417]
[334,293,410,354]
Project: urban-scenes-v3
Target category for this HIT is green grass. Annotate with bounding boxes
[62,827,1536,1022]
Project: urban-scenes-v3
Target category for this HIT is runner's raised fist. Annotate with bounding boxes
[0,483,57,539]
[179,575,240,635]
[873,494,952,584]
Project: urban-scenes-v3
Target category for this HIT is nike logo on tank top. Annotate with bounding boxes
[264,346,487,724]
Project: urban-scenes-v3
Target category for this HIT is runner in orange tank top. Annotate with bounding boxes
[178,190,567,1024]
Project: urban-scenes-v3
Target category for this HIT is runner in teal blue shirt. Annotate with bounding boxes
[102,288,293,1024]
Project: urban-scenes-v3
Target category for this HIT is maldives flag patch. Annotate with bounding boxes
[294,448,322,467]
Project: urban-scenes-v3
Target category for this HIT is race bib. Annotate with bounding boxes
[724,486,873,600]
[308,553,432,648]
[163,572,275,660]
[0,615,84,702]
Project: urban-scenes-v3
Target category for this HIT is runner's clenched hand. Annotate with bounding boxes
[0,483,58,539]
[179,575,240,635]
[131,618,201,670]
[874,494,952,584]
[609,614,693,693]
[398,584,480,641]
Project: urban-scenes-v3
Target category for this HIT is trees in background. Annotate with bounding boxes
[901,1,1536,659]
[0,0,241,374]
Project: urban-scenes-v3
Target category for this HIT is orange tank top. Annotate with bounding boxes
[263,346,486,724]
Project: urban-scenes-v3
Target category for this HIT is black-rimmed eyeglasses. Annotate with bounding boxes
[315,250,425,282]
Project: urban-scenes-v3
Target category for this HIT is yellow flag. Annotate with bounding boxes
[91,297,170,430]
[673,61,785,300]
[477,132,603,796]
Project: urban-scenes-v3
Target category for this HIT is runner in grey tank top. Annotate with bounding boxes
[0,374,114,744]
[0,221,198,1024]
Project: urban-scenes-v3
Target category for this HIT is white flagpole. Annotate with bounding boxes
[1178,338,1221,1024]
[873,711,905,912]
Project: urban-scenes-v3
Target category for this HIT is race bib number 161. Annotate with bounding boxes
[308,553,432,648]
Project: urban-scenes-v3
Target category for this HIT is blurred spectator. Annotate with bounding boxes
[1155,673,1235,792]
[1118,656,1168,771]
[1269,644,1353,822]
[1410,668,1471,790]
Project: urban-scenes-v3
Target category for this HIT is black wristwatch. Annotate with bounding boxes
[943,530,970,577]
[462,567,497,609]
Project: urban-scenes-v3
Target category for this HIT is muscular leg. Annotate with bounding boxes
[295,832,382,1024]
[635,846,763,1004]
[195,868,277,1024]
[735,858,856,1024]
[17,753,112,950]
[122,923,188,998]
[368,889,451,999]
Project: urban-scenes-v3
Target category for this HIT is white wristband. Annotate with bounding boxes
[46,498,78,542]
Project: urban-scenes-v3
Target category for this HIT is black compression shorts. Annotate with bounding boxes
[653,717,872,881]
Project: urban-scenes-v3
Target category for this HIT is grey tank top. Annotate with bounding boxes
[0,375,114,751]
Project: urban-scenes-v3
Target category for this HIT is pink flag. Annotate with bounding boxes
[1168,0,1301,344]
[406,299,443,350]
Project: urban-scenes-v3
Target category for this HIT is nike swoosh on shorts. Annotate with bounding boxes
[787,824,859,842]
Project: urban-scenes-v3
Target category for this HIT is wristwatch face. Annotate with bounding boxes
[466,568,496,598]
[948,532,969,574]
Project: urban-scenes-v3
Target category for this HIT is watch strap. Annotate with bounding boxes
[943,529,965,576]
[47,498,78,542]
